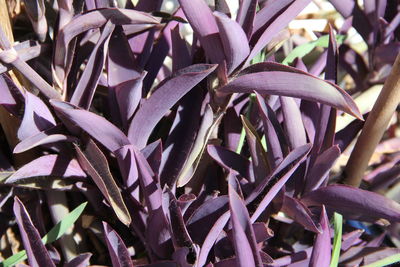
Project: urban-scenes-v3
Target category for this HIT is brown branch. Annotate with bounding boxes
[342,52,400,187]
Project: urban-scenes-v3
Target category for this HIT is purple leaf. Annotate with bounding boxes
[340,247,400,266]
[160,88,203,187]
[64,253,92,267]
[252,222,274,243]
[141,140,163,175]
[166,190,194,249]
[329,0,372,43]
[133,148,172,258]
[70,21,114,109]
[0,74,22,116]
[187,196,229,245]
[302,185,400,223]
[6,154,86,183]
[22,0,47,42]
[114,145,139,201]
[14,126,77,154]
[103,222,134,267]
[197,211,230,267]
[247,0,311,63]
[75,139,131,226]
[171,25,191,72]
[248,143,312,222]
[57,0,74,30]
[135,0,162,11]
[304,145,341,193]
[309,26,338,167]
[214,11,250,74]
[53,8,160,88]
[173,246,198,267]
[128,64,216,149]
[141,31,170,94]
[107,26,141,87]
[229,183,263,266]
[115,73,145,129]
[178,0,225,64]
[279,96,307,150]
[207,145,254,182]
[309,206,331,267]
[252,0,292,36]
[134,148,163,212]
[51,100,130,152]
[373,42,400,69]
[223,107,242,151]
[241,115,270,183]
[236,0,257,37]
[282,195,321,233]
[341,230,364,251]
[13,196,56,267]
[271,248,313,266]
[176,105,222,187]
[255,92,288,169]
[18,91,56,141]
[221,62,362,119]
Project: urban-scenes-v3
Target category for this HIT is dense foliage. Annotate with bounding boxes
[0,0,400,266]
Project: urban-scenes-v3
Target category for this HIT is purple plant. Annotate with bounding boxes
[0,0,400,266]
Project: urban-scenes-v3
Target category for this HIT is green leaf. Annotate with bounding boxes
[236,126,247,154]
[362,254,400,267]
[282,34,346,65]
[0,202,87,267]
[236,94,256,154]
[330,212,343,267]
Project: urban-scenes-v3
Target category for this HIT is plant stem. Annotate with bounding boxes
[342,52,400,187]
[46,191,78,262]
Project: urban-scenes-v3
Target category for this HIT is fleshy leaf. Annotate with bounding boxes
[128,64,217,149]
[75,139,131,226]
[302,185,400,223]
[53,8,160,88]
[282,195,321,233]
[14,125,77,153]
[197,211,230,267]
[51,100,130,152]
[6,154,86,183]
[103,222,133,267]
[207,144,254,182]
[176,105,223,187]
[187,196,229,245]
[309,206,331,267]
[177,0,225,64]
[248,0,312,63]
[2,202,87,267]
[229,182,263,266]
[279,96,307,150]
[240,116,269,183]
[13,196,55,267]
[22,0,47,42]
[236,0,257,37]
[304,145,341,193]
[64,253,92,267]
[248,143,312,222]
[255,93,288,169]
[133,148,172,258]
[220,62,362,119]
[18,91,56,141]
[70,21,114,109]
[214,11,250,74]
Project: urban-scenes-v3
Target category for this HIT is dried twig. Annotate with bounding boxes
[342,52,400,187]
